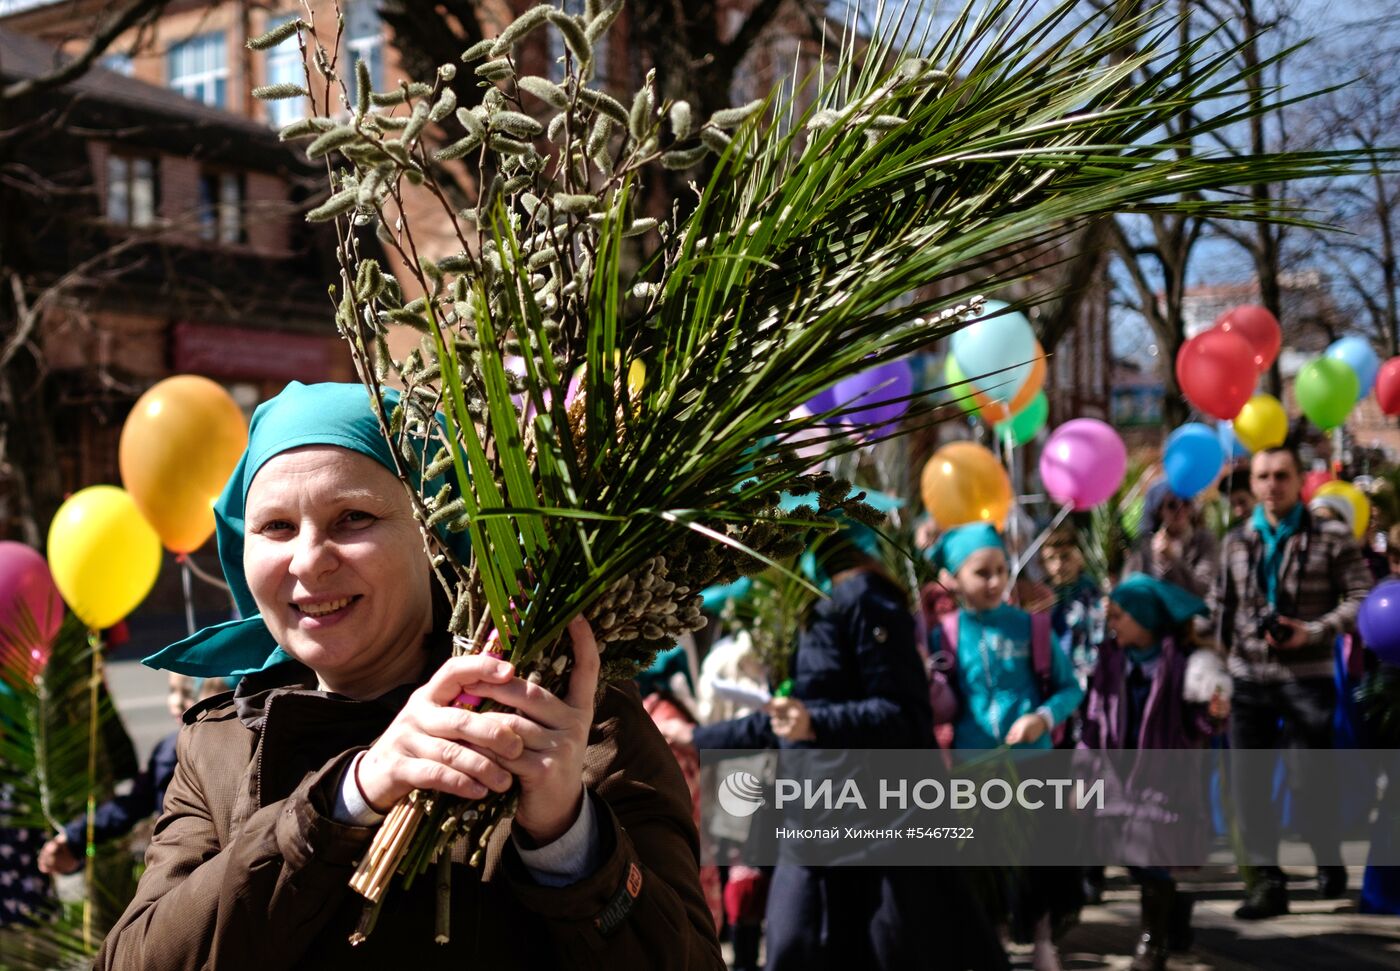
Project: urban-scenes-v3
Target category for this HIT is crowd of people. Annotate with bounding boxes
[1,386,1396,971]
[635,444,1400,971]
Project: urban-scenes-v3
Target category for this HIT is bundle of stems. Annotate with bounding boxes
[251,0,1383,940]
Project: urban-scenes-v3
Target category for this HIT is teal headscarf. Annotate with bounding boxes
[795,489,900,591]
[929,522,1005,574]
[144,382,470,678]
[1110,572,1207,635]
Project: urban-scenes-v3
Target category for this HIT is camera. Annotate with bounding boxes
[1256,611,1287,644]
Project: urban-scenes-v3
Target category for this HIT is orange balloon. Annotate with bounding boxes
[971,342,1045,423]
[119,376,248,553]
[920,441,1013,529]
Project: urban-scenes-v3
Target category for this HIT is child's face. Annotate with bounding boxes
[951,547,1008,611]
[1040,544,1082,587]
[1107,601,1152,649]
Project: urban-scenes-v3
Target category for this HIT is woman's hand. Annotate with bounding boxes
[355,616,601,845]
[768,697,815,742]
[1004,713,1048,746]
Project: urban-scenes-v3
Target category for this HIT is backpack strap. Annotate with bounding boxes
[937,610,961,670]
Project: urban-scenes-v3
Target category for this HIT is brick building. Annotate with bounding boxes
[0,24,355,638]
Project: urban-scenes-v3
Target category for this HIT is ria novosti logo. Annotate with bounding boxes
[717,770,766,817]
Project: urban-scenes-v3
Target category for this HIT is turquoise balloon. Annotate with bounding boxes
[1325,336,1380,400]
[1296,357,1360,430]
[995,391,1048,447]
[951,299,1036,404]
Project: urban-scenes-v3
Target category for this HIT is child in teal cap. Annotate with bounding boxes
[927,521,1084,971]
[1085,573,1230,971]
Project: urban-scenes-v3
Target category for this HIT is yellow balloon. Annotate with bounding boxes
[1314,480,1370,540]
[920,441,1013,529]
[120,376,248,553]
[48,486,162,629]
[1232,393,1288,453]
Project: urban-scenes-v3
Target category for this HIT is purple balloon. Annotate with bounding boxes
[829,361,914,438]
[0,541,63,675]
[1359,579,1400,664]
[1039,418,1127,510]
[804,386,840,419]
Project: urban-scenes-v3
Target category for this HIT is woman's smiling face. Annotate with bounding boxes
[243,445,432,697]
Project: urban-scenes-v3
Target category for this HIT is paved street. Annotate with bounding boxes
[107,656,177,763]
[1021,868,1400,970]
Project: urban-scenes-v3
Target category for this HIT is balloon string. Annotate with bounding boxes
[83,629,103,953]
[176,553,230,592]
[179,559,197,638]
[1011,501,1074,588]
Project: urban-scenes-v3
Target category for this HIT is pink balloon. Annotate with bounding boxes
[1039,419,1128,510]
[0,541,64,678]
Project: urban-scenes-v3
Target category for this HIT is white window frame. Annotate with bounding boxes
[168,32,228,107]
[264,13,307,127]
[105,153,158,228]
[198,170,245,245]
[345,0,384,107]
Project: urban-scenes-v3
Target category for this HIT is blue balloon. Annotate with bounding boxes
[1163,422,1226,498]
[1217,421,1250,459]
[950,299,1036,404]
[1326,336,1380,400]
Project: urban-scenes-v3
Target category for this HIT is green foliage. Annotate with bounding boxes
[1081,460,1151,587]
[0,612,140,966]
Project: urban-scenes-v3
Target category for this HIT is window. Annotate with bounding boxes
[105,153,158,227]
[101,52,134,76]
[345,1,383,107]
[547,0,607,85]
[198,171,244,244]
[168,32,227,107]
[263,13,306,127]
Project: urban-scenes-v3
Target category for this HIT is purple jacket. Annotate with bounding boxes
[1080,636,1216,752]
[1077,636,1219,867]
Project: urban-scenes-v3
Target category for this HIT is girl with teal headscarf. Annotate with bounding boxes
[102,382,722,969]
[1086,573,1230,971]
[928,522,1084,969]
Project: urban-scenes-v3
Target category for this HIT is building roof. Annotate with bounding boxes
[0,25,285,148]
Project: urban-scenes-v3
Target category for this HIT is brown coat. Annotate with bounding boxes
[96,659,724,970]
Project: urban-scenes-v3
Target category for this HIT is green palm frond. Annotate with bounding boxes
[1081,459,1150,586]
[262,0,1395,931]
[0,613,136,832]
[0,611,140,965]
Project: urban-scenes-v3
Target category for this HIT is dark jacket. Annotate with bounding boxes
[1210,507,1373,683]
[63,730,178,854]
[694,570,932,750]
[96,659,723,970]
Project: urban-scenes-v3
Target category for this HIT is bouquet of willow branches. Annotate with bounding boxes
[252,0,1366,941]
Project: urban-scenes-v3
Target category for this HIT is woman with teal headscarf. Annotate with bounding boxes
[99,382,722,970]
[1085,573,1230,971]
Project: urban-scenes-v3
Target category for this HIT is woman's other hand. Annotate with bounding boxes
[355,616,601,845]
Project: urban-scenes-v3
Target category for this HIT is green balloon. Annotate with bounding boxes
[1295,356,1359,430]
[996,391,1049,447]
[944,355,979,414]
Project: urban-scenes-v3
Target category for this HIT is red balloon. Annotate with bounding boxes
[1377,357,1400,416]
[1302,470,1333,504]
[1175,329,1257,420]
[1214,305,1282,373]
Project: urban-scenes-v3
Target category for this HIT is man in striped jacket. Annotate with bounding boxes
[1209,446,1373,920]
